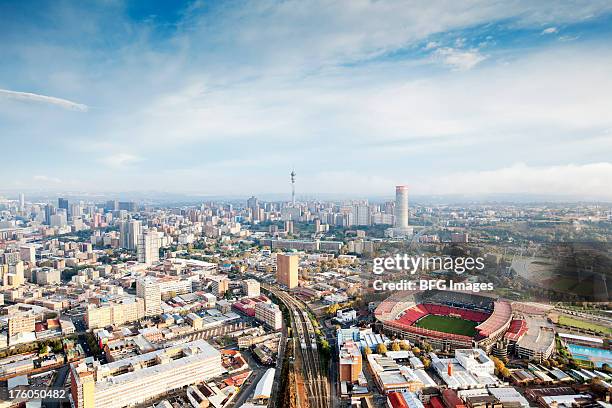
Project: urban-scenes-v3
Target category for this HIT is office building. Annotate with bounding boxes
[70,340,223,408]
[8,312,35,337]
[242,279,260,297]
[254,302,282,331]
[19,245,36,264]
[119,219,141,250]
[209,276,229,297]
[352,204,371,226]
[136,277,162,317]
[3,261,25,288]
[276,253,298,289]
[36,268,61,285]
[137,229,160,265]
[44,204,55,225]
[50,213,68,228]
[84,298,145,329]
[58,197,69,215]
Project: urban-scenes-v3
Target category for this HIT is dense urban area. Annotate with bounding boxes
[0,185,610,408]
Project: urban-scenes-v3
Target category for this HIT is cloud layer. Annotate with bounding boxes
[0,89,88,112]
[0,1,611,199]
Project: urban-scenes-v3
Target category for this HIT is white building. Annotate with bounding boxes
[137,229,160,265]
[70,340,224,408]
[254,302,283,331]
[336,308,357,323]
[136,277,162,317]
[242,279,261,297]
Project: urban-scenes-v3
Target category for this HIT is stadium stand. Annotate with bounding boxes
[376,291,513,352]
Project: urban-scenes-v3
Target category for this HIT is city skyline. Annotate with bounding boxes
[1,1,612,198]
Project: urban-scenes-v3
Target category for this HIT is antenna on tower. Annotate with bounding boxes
[290,169,296,206]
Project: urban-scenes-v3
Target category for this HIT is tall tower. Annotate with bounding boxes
[394,185,409,229]
[290,170,296,206]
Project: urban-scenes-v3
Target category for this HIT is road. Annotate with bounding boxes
[266,285,330,408]
[42,365,69,408]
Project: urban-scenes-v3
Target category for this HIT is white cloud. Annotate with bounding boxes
[542,27,558,34]
[429,162,612,198]
[99,153,142,169]
[33,175,62,183]
[433,47,487,70]
[0,89,88,112]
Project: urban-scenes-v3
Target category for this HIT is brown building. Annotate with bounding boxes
[339,341,362,383]
[276,254,298,289]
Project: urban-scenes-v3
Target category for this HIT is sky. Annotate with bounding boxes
[1,0,612,199]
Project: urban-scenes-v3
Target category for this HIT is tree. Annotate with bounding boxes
[363,346,372,357]
[490,356,510,378]
[326,304,340,316]
[391,342,401,352]
[421,357,431,369]
[412,347,421,355]
[376,343,388,355]
[399,340,410,351]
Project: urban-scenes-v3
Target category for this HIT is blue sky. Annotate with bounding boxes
[1,0,612,198]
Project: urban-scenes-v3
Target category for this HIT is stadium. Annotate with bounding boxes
[375,290,512,352]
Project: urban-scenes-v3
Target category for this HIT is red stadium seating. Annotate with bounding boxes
[475,301,512,337]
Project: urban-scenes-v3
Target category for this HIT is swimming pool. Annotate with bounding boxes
[567,344,612,367]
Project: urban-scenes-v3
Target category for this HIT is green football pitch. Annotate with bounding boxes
[414,314,478,337]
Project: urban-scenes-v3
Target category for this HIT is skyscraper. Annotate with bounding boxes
[137,229,160,265]
[119,219,142,250]
[276,253,298,289]
[386,185,412,238]
[18,193,25,211]
[247,196,259,221]
[394,185,409,229]
[44,204,55,225]
[58,197,69,215]
[136,277,162,316]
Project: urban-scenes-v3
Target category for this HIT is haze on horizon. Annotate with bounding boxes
[1,1,612,198]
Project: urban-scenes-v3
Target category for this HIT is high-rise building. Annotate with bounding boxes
[44,204,55,225]
[18,193,25,211]
[4,261,25,288]
[242,279,260,297]
[136,277,162,317]
[19,245,36,264]
[58,197,69,215]
[254,302,282,331]
[119,219,142,250]
[105,200,119,212]
[209,276,229,297]
[8,311,35,338]
[387,185,413,237]
[137,229,160,265]
[247,196,260,221]
[50,213,68,228]
[276,254,298,289]
[118,201,136,212]
[394,185,408,229]
[284,220,294,235]
[352,204,371,226]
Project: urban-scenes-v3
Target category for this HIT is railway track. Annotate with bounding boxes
[269,287,330,408]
